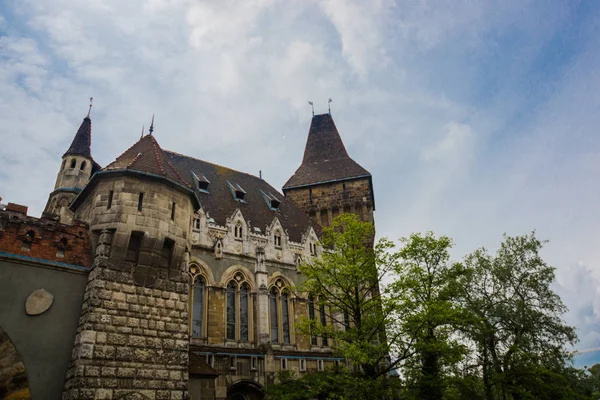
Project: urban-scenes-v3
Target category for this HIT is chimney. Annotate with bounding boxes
[6,203,28,216]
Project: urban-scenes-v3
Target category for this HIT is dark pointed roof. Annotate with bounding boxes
[63,117,92,158]
[283,114,370,189]
[104,135,190,188]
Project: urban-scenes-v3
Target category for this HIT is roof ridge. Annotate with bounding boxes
[105,135,146,170]
[153,140,190,187]
[164,149,262,181]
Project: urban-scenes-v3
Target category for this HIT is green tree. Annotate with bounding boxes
[457,233,578,400]
[390,232,468,400]
[296,214,404,379]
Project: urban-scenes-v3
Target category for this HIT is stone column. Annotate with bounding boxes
[254,247,270,345]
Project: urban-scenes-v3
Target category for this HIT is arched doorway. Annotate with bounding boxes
[0,326,30,399]
[227,380,264,400]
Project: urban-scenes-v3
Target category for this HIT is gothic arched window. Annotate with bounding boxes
[189,264,208,338]
[269,279,293,344]
[225,272,252,341]
[80,161,87,171]
[192,277,205,337]
[70,159,76,168]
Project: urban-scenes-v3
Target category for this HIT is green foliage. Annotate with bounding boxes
[390,232,470,399]
[297,214,401,378]
[457,232,578,399]
[269,217,588,400]
[265,368,402,400]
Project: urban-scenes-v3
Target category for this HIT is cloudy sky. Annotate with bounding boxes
[1,0,599,365]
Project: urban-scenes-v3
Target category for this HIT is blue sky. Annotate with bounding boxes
[1,0,599,367]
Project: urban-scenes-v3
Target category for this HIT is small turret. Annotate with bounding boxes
[44,105,100,224]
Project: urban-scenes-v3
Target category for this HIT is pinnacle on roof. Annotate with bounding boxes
[104,134,189,188]
[283,113,370,189]
[63,116,92,159]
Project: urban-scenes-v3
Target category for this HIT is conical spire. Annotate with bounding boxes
[63,116,92,159]
[283,113,370,189]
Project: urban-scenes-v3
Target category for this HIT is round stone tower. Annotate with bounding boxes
[62,132,201,400]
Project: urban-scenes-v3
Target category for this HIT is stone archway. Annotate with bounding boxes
[0,326,30,399]
[227,380,264,400]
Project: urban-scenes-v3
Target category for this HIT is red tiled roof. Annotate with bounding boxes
[104,135,189,188]
[283,114,370,189]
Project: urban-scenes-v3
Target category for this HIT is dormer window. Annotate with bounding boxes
[234,222,243,239]
[193,172,210,193]
[274,231,282,247]
[227,181,246,202]
[261,190,281,211]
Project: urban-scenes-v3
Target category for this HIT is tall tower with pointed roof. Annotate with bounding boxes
[283,113,375,229]
[44,115,100,224]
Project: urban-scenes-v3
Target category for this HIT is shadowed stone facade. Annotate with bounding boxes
[0,110,374,400]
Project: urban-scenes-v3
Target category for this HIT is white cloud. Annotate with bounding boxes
[0,0,599,358]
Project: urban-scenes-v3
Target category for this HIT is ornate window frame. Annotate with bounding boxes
[225,270,254,342]
[268,277,294,345]
[189,263,210,339]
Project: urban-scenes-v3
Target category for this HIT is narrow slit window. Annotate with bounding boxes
[107,191,113,210]
[171,202,176,221]
[300,359,306,372]
[342,183,347,198]
[280,358,288,370]
[309,188,313,203]
[229,356,236,370]
[137,193,144,212]
[318,359,324,371]
[251,356,258,370]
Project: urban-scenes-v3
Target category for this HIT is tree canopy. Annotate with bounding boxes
[266,216,585,400]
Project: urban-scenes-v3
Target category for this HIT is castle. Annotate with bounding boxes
[0,108,374,400]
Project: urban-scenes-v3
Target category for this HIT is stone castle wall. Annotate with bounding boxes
[283,177,374,227]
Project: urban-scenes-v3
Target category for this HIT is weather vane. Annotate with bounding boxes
[328,98,332,114]
[308,101,314,117]
[149,114,155,135]
[87,97,93,117]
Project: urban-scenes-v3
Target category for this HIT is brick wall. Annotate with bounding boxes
[0,209,91,268]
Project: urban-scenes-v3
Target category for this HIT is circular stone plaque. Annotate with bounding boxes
[25,289,54,316]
